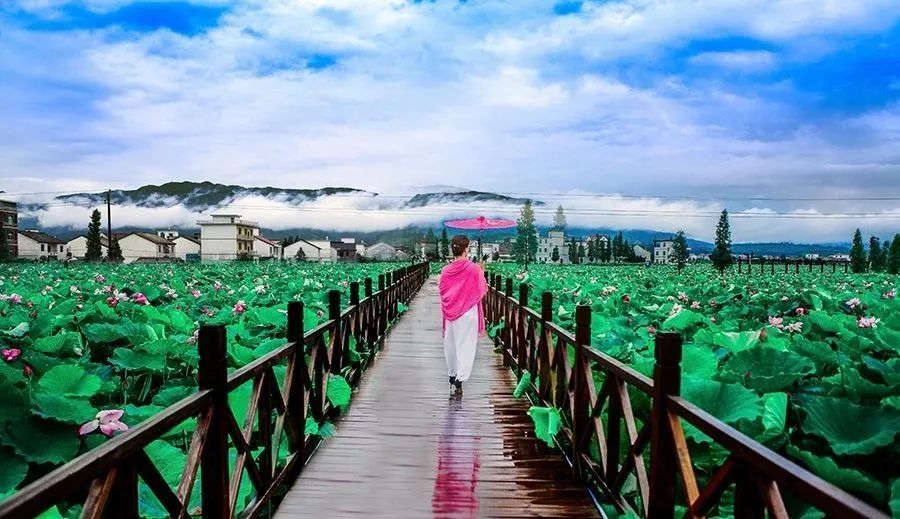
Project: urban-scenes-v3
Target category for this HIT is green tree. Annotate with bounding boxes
[568,240,579,264]
[425,229,437,259]
[440,228,450,260]
[551,246,560,263]
[850,229,867,273]
[671,231,689,270]
[600,238,611,263]
[295,246,306,261]
[889,234,900,274]
[869,236,884,272]
[577,243,586,263]
[553,205,567,231]
[85,209,103,262]
[882,239,891,271]
[107,239,123,262]
[514,200,538,267]
[587,236,597,263]
[611,232,624,262]
[710,209,733,272]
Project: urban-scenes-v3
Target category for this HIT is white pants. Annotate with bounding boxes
[444,305,478,383]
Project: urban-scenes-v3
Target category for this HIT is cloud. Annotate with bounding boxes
[1,0,900,243]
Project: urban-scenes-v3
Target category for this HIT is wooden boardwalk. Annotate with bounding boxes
[276,276,600,518]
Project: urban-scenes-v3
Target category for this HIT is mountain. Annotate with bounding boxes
[52,181,369,210]
[403,191,542,208]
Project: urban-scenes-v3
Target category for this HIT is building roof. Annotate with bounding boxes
[175,235,200,245]
[69,235,111,247]
[18,230,66,245]
[118,232,176,245]
[255,235,279,246]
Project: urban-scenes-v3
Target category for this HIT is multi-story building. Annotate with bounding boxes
[0,200,18,257]
[537,230,568,264]
[653,238,689,264]
[197,214,258,261]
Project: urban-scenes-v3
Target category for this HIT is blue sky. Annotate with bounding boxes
[1,0,899,240]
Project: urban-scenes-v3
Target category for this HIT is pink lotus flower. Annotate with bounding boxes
[691,301,701,310]
[858,316,880,328]
[784,322,803,334]
[883,289,895,300]
[780,296,789,302]
[796,307,807,316]
[647,325,655,335]
[79,410,128,437]
[191,289,202,298]
[22,363,33,378]
[340,281,349,288]
[254,285,267,294]
[708,299,718,307]
[106,296,119,308]
[768,316,783,328]
[213,281,223,291]
[132,293,149,306]
[94,274,106,283]
[677,292,689,302]
[710,316,717,323]
[846,298,861,309]
[316,309,325,318]
[670,304,683,316]
[865,282,874,289]
[9,294,22,305]
[621,294,630,304]
[233,300,247,315]
[2,349,21,362]
[187,330,199,344]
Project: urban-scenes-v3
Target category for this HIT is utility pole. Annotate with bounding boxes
[106,190,112,243]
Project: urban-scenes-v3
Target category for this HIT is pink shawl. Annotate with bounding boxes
[439,259,487,336]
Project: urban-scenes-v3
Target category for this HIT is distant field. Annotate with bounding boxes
[489,263,900,515]
[0,262,401,515]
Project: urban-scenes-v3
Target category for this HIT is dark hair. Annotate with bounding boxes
[451,235,470,257]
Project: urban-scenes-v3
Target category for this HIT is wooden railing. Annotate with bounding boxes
[735,258,850,275]
[0,262,430,519]
[485,273,888,519]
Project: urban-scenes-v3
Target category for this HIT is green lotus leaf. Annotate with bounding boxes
[37,364,102,397]
[662,309,706,332]
[513,372,532,398]
[758,392,788,444]
[32,332,82,355]
[81,323,126,343]
[138,440,185,519]
[0,446,27,494]
[327,374,352,408]
[304,416,319,436]
[31,392,96,424]
[722,347,814,393]
[152,385,195,407]
[109,348,168,372]
[527,406,561,448]
[680,344,720,379]
[801,397,900,455]
[786,446,885,502]
[3,322,29,338]
[680,378,762,444]
[0,416,80,464]
[712,330,762,353]
[891,480,900,518]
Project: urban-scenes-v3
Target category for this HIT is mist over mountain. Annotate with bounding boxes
[7,182,855,255]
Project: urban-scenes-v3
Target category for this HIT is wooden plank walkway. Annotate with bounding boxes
[276,276,600,518]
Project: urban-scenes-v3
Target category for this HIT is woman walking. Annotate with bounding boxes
[439,235,488,396]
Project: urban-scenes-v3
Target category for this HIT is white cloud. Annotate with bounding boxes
[689,51,777,72]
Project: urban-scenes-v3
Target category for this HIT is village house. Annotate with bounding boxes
[116,232,177,264]
[362,242,410,261]
[282,239,338,262]
[253,233,282,260]
[17,230,66,261]
[537,230,568,264]
[66,234,109,260]
[172,235,201,261]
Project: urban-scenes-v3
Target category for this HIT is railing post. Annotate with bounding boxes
[539,291,553,401]
[648,332,683,518]
[199,325,229,519]
[328,290,343,373]
[517,283,529,374]
[378,273,385,292]
[503,278,514,364]
[572,305,591,478]
[286,302,306,454]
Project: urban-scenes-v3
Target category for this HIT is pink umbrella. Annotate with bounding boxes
[444,215,516,231]
[444,216,516,259]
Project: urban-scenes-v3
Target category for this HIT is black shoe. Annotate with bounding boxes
[449,376,457,386]
[453,380,463,396]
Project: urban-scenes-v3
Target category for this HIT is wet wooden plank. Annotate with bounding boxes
[276,276,600,518]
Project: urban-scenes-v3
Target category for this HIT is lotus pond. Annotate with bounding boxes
[490,263,900,517]
[0,261,404,516]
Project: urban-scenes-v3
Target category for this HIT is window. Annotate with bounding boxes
[41,244,45,251]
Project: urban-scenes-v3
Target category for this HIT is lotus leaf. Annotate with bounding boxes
[527,406,561,447]
[722,347,814,393]
[801,397,900,455]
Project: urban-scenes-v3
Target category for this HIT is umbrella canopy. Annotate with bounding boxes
[444,215,516,231]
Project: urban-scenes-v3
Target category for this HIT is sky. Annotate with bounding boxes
[1,0,900,241]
